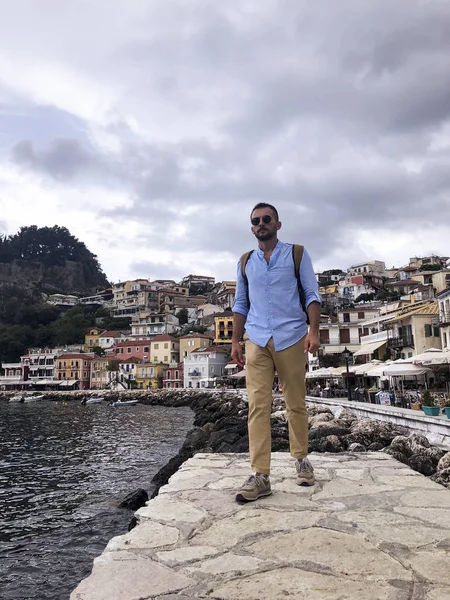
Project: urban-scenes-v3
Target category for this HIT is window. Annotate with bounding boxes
[154,343,159,349]
[433,327,440,337]
[175,370,179,379]
[154,356,158,362]
[343,313,350,323]
[136,348,140,352]
[444,332,448,348]
[164,343,168,349]
[164,356,168,362]
[358,312,365,319]
[167,372,171,379]
[144,347,149,352]
[127,348,132,353]
[408,352,413,358]
[340,328,350,344]
[83,371,87,378]
[425,324,432,337]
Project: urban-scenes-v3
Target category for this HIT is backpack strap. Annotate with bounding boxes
[240,250,254,308]
[292,244,310,324]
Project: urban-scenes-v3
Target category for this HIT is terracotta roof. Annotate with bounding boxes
[56,353,96,360]
[114,340,151,347]
[98,330,126,337]
[179,333,212,340]
[152,334,178,342]
[191,346,229,354]
[386,278,420,286]
[119,356,140,364]
[386,302,439,323]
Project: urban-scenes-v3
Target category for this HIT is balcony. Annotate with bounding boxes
[433,311,450,327]
[387,335,415,349]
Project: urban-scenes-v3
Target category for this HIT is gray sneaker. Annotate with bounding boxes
[235,473,272,503]
[295,458,315,486]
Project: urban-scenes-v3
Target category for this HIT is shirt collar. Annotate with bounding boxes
[256,239,282,258]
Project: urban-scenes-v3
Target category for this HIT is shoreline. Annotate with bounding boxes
[2,389,449,495]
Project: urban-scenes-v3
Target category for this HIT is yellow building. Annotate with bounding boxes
[150,335,180,364]
[135,363,165,389]
[214,312,234,344]
[179,333,213,359]
[84,327,103,353]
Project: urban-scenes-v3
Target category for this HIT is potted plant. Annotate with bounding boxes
[444,398,450,420]
[421,390,440,416]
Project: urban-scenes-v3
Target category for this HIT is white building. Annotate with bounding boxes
[183,346,229,389]
[131,313,179,338]
[436,289,450,350]
[347,260,386,277]
[319,307,381,356]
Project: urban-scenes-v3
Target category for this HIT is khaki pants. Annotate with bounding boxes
[244,335,308,475]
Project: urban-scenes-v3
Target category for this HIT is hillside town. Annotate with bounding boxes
[2,255,450,394]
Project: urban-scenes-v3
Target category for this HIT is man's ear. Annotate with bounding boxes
[277,220,282,231]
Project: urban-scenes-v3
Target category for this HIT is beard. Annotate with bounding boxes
[254,228,275,241]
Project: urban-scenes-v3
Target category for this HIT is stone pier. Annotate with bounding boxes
[71,452,450,600]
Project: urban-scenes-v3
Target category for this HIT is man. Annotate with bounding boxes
[231,202,321,503]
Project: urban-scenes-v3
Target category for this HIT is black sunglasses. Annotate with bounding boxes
[251,215,272,226]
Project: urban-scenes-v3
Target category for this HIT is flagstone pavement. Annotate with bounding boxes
[71,452,450,600]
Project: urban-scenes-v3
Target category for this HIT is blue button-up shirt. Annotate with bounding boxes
[232,240,322,351]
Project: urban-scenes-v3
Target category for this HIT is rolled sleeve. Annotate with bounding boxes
[299,248,322,308]
[232,259,249,316]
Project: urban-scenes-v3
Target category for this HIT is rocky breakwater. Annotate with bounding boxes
[16,389,450,494]
[142,393,450,496]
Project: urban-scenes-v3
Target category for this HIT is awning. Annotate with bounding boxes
[59,380,79,387]
[228,370,246,379]
[224,364,237,370]
[353,340,386,357]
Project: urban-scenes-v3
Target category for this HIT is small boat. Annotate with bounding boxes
[9,395,24,403]
[9,393,45,403]
[84,397,105,405]
[108,400,138,407]
[23,394,45,403]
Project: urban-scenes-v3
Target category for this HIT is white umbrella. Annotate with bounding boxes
[364,361,393,378]
[414,349,450,366]
[306,367,335,379]
[405,348,448,364]
[383,362,433,376]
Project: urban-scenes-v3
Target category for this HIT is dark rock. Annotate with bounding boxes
[385,447,410,466]
[348,443,367,452]
[128,516,138,531]
[437,452,450,472]
[309,422,351,440]
[118,488,149,511]
[367,442,385,451]
[309,435,344,453]
[431,467,450,489]
[408,453,436,477]
[336,410,358,428]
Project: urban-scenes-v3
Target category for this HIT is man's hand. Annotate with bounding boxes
[231,341,245,368]
[305,331,320,355]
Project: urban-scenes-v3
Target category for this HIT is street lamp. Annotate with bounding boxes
[342,347,353,401]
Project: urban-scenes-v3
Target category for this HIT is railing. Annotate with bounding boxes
[434,311,450,326]
[359,331,388,345]
[387,335,415,349]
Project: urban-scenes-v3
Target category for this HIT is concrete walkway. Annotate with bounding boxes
[71,452,450,600]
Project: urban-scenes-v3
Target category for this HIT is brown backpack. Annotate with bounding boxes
[240,244,309,324]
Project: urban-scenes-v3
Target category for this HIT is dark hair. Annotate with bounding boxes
[250,202,279,222]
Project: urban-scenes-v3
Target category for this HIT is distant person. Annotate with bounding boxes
[232,202,321,503]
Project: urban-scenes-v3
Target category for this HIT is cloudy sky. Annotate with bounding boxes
[1,0,450,284]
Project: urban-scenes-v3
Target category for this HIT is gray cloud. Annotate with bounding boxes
[4,0,450,278]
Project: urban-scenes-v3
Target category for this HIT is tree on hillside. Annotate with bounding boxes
[0,225,109,290]
[175,308,189,325]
